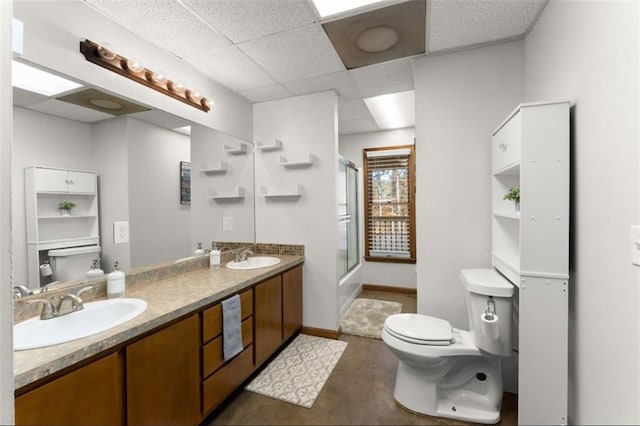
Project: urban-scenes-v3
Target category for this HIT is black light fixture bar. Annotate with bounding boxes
[79,39,211,112]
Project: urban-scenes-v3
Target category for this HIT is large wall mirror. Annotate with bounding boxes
[12,59,255,292]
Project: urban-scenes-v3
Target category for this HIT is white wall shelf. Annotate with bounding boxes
[493,211,520,220]
[223,143,249,155]
[198,162,228,174]
[255,139,282,151]
[38,214,97,220]
[259,184,303,199]
[279,154,315,168]
[206,186,245,200]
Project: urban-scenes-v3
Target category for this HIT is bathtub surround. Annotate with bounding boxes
[339,298,402,339]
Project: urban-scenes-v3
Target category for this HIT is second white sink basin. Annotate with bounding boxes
[14,298,148,351]
[226,256,281,270]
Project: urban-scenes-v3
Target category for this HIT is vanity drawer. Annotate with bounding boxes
[492,110,521,173]
[202,288,253,343]
[202,345,255,416]
[202,317,253,379]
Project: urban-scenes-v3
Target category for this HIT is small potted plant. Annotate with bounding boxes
[58,201,76,216]
[503,186,520,211]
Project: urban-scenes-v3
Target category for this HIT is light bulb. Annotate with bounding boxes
[146,69,167,84]
[187,89,202,102]
[125,58,144,73]
[202,98,214,109]
[168,80,186,93]
[97,42,116,60]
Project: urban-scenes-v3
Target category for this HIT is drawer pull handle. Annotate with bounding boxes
[498,142,507,152]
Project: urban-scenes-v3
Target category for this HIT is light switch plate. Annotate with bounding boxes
[114,221,129,244]
[223,216,233,231]
[631,225,640,266]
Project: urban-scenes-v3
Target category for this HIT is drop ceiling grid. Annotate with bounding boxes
[428,0,547,52]
[238,24,346,82]
[86,0,231,59]
[283,71,362,101]
[180,0,319,44]
[349,58,415,99]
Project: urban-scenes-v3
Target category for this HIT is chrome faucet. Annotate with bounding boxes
[13,285,32,299]
[235,249,254,262]
[25,294,84,320]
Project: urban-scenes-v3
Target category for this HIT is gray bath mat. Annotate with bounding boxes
[340,298,402,339]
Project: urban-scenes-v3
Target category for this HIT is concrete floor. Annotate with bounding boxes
[206,290,517,425]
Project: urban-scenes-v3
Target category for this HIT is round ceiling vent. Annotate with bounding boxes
[88,98,123,110]
[356,26,399,53]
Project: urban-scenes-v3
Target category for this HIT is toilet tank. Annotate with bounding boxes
[460,269,514,356]
[48,245,101,283]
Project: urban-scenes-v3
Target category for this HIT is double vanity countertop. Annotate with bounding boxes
[13,254,304,390]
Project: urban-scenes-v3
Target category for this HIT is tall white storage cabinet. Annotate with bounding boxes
[491,101,570,425]
[25,166,100,288]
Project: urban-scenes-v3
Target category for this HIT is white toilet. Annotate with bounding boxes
[382,268,514,424]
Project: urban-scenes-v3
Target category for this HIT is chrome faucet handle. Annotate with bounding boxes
[240,249,254,261]
[13,285,32,299]
[25,298,56,320]
[58,294,84,315]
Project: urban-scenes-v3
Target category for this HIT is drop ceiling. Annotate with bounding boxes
[18,0,548,135]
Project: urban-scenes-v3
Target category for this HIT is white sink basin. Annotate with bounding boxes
[226,256,281,270]
[14,298,148,351]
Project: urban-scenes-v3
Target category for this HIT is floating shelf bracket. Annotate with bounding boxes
[279,153,315,168]
[206,186,245,200]
[223,143,249,155]
[255,139,283,151]
[198,161,228,174]
[259,184,303,199]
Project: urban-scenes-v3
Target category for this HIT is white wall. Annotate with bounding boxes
[0,1,14,422]
[339,128,417,289]
[190,125,255,248]
[525,1,639,423]
[254,91,340,331]
[414,40,525,329]
[127,119,191,266]
[12,108,94,286]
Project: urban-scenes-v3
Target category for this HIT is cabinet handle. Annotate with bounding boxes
[64,179,69,184]
[499,142,507,152]
[68,179,74,185]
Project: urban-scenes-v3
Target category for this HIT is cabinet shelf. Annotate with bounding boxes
[223,144,249,155]
[493,211,520,220]
[38,214,97,220]
[198,162,228,174]
[255,139,282,151]
[493,162,520,176]
[206,187,245,200]
[279,154,315,168]
[259,184,303,199]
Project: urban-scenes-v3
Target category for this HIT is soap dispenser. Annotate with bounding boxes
[210,242,220,269]
[107,261,125,298]
[86,258,105,280]
[195,242,205,256]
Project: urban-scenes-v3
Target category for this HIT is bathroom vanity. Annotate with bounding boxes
[13,254,304,425]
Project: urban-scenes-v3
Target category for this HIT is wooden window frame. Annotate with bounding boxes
[363,145,416,264]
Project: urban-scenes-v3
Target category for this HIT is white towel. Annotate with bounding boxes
[222,294,243,361]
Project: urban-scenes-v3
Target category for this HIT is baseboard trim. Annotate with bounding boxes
[301,326,341,340]
[362,284,416,295]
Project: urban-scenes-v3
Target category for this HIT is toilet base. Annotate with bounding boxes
[393,358,502,424]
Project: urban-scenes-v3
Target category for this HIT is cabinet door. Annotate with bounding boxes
[254,275,283,366]
[282,265,303,341]
[126,315,200,425]
[15,352,123,425]
[35,168,69,193]
[66,170,96,194]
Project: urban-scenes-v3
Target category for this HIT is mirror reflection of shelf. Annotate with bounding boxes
[29,236,100,251]
[198,161,228,174]
[206,186,245,200]
[279,154,315,169]
[255,139,282,151]
[259,184,303,199]
[38,214,97,220]
[223,143,249,155]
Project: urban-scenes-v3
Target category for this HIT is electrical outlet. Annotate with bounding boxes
[114,221,129,244]
[223,216,233,231]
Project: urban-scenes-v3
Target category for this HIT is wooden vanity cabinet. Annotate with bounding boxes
[126,314,200,426]
[283,265,303,341]
[15,352,124,425]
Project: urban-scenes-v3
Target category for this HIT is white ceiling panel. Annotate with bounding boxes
[86,0,231,58]
[12,87,49,107]
[350,58,414,98]
[339,99,372,121]
[181,0,318,43]
[238,84,293,103]
[128,109,191,130]
[184,47,277,92]
[284,71,361,101]
[239,24,346,82]
[428,0,547,52]
[26,99,115,123]
[339,117,379,135]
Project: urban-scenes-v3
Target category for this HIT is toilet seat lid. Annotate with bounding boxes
[385,314,453,344]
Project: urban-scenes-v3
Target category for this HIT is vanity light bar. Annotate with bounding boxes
[79,39,211,113]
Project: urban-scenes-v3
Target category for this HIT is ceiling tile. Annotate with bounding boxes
[128,109,191,130]
[428,0,546,52]
[181,0,318,43]
[338,99,372,121]
[26,99,115,123]
[350,58,414,98]
[339,117,379,135]
[184,47,277,92]
[86,0,230,58]
[238,84,293,103]
[12,87,49,107]
[239,24,346,82]
[283,71,361,101]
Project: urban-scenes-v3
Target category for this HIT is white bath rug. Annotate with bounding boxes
[340,298,402,339]
[245,334,348,408]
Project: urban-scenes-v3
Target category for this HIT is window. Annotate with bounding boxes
[363,145,416,263]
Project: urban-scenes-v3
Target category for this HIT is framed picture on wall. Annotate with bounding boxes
[180,161,191,205]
